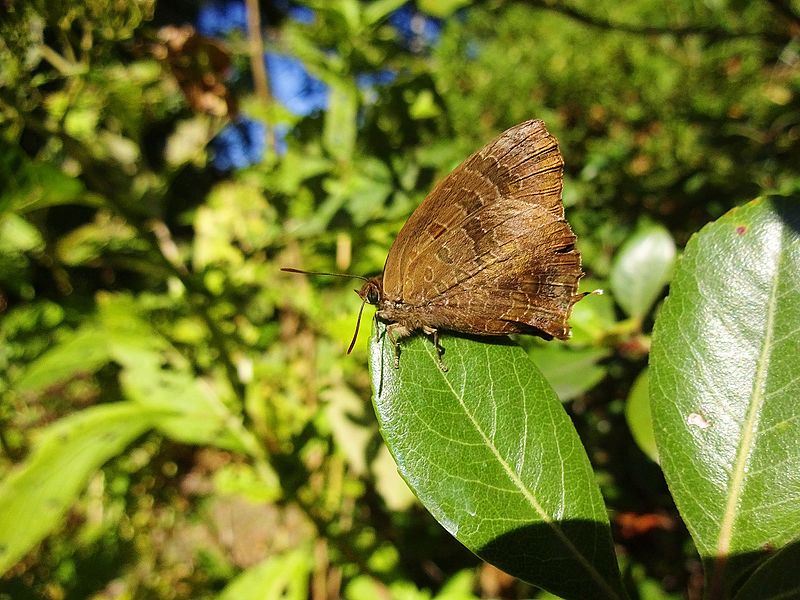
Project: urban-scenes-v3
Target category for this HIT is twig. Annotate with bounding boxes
[245,0,277,150]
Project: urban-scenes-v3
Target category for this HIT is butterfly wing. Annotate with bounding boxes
[381,120,582,339]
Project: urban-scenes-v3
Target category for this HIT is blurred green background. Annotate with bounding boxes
[1,0,798,598]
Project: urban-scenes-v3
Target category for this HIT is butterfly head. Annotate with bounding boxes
[356,276,383,306]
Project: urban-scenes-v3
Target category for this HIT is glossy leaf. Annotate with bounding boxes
[0,403,165,574]
[624,368,657,463]
[369,323,624,600]
[650,197,800,597]
[610,224,676,320]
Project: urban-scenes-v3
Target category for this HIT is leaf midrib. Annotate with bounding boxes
[423,341,621,600]
[712,223,784,584]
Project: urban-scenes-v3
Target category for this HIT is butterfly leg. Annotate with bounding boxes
[423,326,448,372]
[386,323,411,369]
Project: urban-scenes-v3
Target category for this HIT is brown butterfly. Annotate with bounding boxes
[284,120,590,370]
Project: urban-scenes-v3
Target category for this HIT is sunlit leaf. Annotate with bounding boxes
[418,0,472,18]
[0,149,84,214]
[217,548,312,600]
[55,213,143,266]
[363,0,408,25]
[13,324,111,393]
[610,224,676,320]
[0,403,165,575]
[324,80,358,161]
[369,323,624,599]
[650,196,800,596]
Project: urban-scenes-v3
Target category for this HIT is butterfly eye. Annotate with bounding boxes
[367,286,380,304]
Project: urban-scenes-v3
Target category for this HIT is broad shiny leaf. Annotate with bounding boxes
[650,197,800,596]
[369,323,624,599]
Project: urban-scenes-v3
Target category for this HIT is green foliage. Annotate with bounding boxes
[217,548,313,600]
[650,197,800,598]
[610,223,676,321]
[369,326,623,598]
[0,403,168,573]
[1,0,799,598]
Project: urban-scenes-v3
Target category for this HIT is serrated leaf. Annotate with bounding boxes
[610,224,676,320]
[0,403,165,574]
[624,368,657,463]
[217,548,312,600]
[650,196,800,596]
[369,323,624,600]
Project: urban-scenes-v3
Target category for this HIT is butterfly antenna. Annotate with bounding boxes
[347,296,368,354]
[281,267,368,282]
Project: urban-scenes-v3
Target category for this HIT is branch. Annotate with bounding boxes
[524,0,787,43]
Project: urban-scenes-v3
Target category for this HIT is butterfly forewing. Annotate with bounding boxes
[380,120,582,339]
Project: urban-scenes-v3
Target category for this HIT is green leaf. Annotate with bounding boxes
[0,213,43,252]
[369,323,624,600]
[650,197,800,595]
[362,0,408,25]
[568,278,616,344]
[97,294,259,455]
[733,543,800,600]
[0,149,84,214]
[13,324,112,393]
[624,368,657,463]
[528,344,609,401]
[0,403,164,575]
[418,0,472,18]
[324,80,358,161]
[55,213,143,266]
[610,223,676,320]
[217,548,312,600]
[120,365,249,453]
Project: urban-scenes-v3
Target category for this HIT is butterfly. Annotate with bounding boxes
[284,120,590,370]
